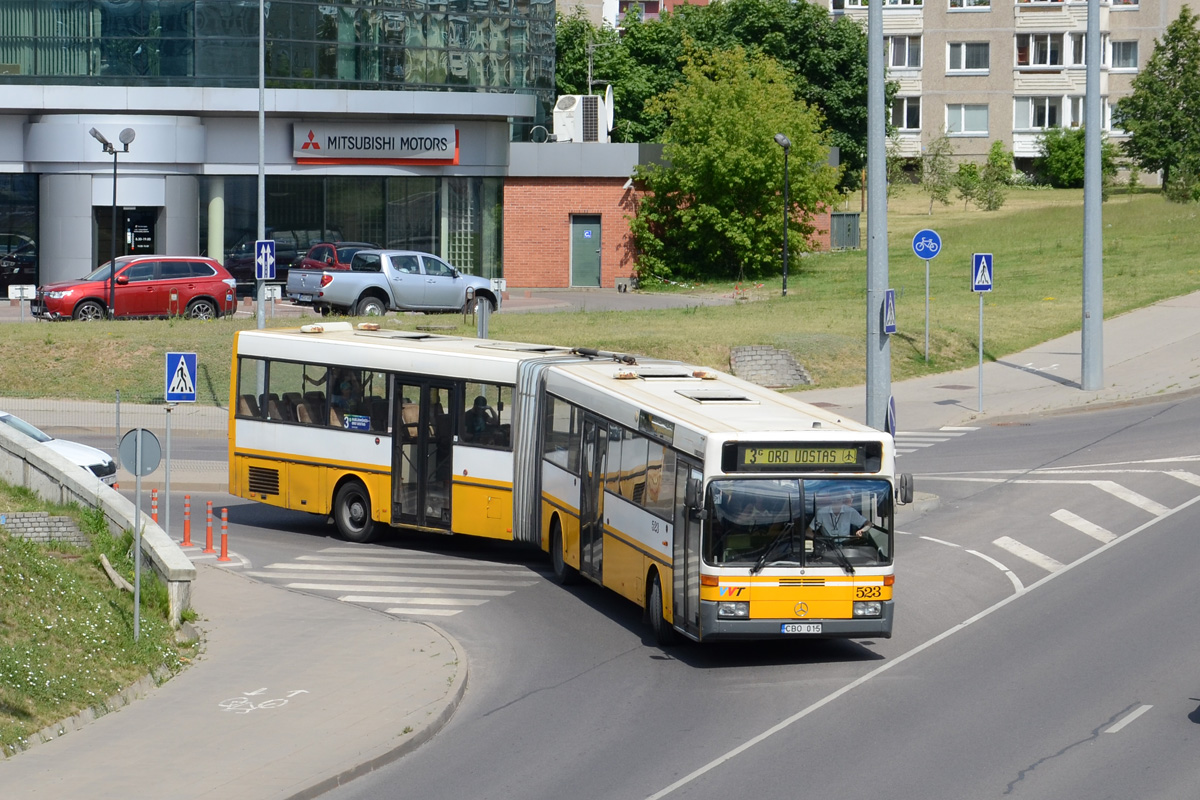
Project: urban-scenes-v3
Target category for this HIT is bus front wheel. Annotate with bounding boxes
[549,520,578,585]
[334,481,377,543]
[648,572,677,646]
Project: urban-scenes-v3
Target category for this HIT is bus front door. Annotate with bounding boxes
[579,416,607,581]
[673,460,703,638]
[392,380,455,530]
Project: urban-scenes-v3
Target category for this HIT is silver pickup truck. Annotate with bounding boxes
[286,250,501,316]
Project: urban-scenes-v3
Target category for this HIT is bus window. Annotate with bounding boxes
[236,357,267,418]
[462,381,512,449]
[542,395,579,472]
[268,361,308,423]
[620,432,649,504]
[643,443,675,519]
[604,425,624,493]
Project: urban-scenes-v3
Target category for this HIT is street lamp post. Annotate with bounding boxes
[774,133,791,297]
[89,127,136,319]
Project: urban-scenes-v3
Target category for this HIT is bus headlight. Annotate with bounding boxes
[717,601,749,619]
[853,601,882,617]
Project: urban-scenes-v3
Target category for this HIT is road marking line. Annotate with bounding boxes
[1166,470,1200,488]
[1092,481,1171,516]
[285,583,513,596]
[993,536,1065,573]
[385,607,462,617]
[1106,704,1153,734]
[319,546,451,555]
[966,549,1024,592]
[262,563,535,576]
[339,595,489,606]
[918,535,961,548]
[297,554,524,567]
[641,493,1200,800]
[940,426,980,431]
[1050,509,1116,544]
[244,570,538,586]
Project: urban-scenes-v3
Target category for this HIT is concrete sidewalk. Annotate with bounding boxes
[3,566,466,800]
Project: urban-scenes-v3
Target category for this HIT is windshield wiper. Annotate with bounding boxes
[751,522,795,574]
[823,537,856,575]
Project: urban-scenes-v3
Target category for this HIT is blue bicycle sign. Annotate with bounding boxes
[912,229,942,259]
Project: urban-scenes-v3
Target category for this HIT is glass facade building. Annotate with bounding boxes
[0,0,554,108]
[0,0,547,290]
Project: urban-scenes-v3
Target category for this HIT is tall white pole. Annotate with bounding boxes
[257,0,267,331]
[1081,0,1103,389]
[865,0,891,430]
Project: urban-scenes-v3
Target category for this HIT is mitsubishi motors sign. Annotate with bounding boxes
[293,123,458,164]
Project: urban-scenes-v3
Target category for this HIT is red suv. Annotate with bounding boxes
[33,255,237,321]
[295,242,380,272]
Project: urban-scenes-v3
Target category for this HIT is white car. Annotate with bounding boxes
[0,411,118,486]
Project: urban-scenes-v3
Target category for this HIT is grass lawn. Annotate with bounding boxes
[2,185,1197,404]
[0,483,192,755]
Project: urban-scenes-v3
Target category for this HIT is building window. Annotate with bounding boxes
[846,0,923,7]
[1111,0,1138,6]
[947,104,989,135]
[948,43,989,72]
[1069,33,1109,67]
[1112,41,1138,70]
[1016,34,1064,68]
[950,0,991,8]
[892,97,921,130]
[1067,97,1112,130]
[1015,97,1062,130]
[887,36,922,69]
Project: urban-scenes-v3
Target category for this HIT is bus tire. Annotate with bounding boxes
[549,519,578,585]
[648,571,678,646]
[334,480,377,543]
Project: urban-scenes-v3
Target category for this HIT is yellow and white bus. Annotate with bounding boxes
[229,322,912,643]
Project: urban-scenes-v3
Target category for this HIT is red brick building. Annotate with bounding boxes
[502,142,835,288]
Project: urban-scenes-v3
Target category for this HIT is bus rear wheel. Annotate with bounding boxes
[334,480,376,543]
[549,519,578,585]
[648,572,677,646]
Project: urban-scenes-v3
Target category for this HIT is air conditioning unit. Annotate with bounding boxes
[553,91,612,143]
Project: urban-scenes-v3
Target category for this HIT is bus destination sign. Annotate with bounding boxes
[733,443,863,472]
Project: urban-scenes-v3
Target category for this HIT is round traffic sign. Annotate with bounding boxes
[912,229,942,259]
[119,428,161,476]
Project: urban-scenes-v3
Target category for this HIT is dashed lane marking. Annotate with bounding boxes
[1091,480,1172,516]
[894,426,979,454]
[994,536,1065,573]
[1050,509,1116,544]
[284,583,515,596]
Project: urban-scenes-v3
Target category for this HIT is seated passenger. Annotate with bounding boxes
[464,395,498,442]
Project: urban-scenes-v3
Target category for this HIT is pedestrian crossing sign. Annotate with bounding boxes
[166,352,198,403]
[972,253,994,293]
[883,288,897,334]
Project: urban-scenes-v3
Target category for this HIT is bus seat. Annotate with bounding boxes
[282,392,305,419]
[400,403,421,440]
[370,398,388,431]
[329,407,344,428]
[296,403,314,424]
[305,391,327,420]
[267,398,286,421]
[239,394,260,417]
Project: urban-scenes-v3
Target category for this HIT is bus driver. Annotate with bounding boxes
[808,491,871,539]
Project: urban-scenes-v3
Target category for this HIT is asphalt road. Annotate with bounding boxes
[108,392,1200,799]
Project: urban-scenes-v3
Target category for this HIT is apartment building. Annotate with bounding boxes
[834,0,1187,171]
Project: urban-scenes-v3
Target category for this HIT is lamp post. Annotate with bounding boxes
[774,133,791,297]
[89,127,136,319]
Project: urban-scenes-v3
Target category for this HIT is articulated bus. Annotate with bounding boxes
[229,321,912,643]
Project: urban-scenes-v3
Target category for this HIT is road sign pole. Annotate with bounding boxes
[978,293,984,413]
[134,428,141,643]
[925,259,930,362]
[165,404,172,539]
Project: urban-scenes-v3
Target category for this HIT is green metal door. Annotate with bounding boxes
[570,215,601,287]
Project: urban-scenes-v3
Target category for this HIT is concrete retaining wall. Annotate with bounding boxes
[0,424,194,626]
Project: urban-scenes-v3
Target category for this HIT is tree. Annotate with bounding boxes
[554,0,887,189]
[977,140,1012,211]
[1034,126,1119,189]
[629,45,840,283]
[955,162,981,210]
[919,135,956,215]
[1113,7,1200,198]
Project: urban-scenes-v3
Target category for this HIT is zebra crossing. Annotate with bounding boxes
[894,426,979,454]
[240,546,546,618]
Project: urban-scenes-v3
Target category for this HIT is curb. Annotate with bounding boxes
[284,623,469,800]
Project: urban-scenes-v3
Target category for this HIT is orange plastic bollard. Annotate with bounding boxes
[203,500,215,554]
[181,495,192,547]
[151,488,158,524]
[218,508,231,562]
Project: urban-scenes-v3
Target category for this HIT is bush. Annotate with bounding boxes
[1035,127,1119,189]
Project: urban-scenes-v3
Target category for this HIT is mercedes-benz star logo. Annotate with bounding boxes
[794,602,809,617]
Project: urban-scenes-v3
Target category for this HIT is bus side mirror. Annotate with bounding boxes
[897,473,914,505]
[688,506,709,522]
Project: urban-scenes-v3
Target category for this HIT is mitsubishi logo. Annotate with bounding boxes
[794,602,809,617]
[301,130,321,150]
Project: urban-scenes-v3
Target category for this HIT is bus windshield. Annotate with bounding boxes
[704,478,894,571]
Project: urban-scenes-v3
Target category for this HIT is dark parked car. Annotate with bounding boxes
[32,255,237,321]
[0,233,37,291]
